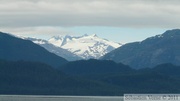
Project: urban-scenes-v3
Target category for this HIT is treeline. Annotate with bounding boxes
[0,60,121,95]
[1,59,180,95]
[60,59,180,94]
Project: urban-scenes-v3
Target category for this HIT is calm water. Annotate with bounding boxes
[0,95,123,101]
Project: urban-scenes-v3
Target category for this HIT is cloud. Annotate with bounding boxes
[1,27,75,39]
[0,0,180,28]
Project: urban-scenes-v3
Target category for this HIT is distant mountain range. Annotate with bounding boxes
[24,34,121,61]
[102,29,180,69]
[1,30,180,95]
[0,32,67,68]
[48,34,121,59]
[1,29,180,69]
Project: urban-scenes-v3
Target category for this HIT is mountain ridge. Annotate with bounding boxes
[101,29,180,69]
[2,59,180,95]
[0,32,68,68]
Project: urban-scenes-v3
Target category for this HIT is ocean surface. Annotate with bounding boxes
[0,95,123,101]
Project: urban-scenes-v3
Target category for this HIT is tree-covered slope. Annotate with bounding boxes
[0,60,122,95]
[102,29,180,69]
[0,32,68,68]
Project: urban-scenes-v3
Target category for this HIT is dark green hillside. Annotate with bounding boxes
[0,32,68,68]
[60,60,180,94]
[1,59,180,95]
[0,60,122,95]
[102,29,180,69]
[60,59,132,76]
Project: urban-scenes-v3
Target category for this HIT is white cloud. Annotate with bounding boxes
[0,0,180,28]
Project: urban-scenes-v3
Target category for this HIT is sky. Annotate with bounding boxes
[0,0,179,43]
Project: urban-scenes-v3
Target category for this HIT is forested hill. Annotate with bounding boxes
[0,32,68,68]
[1,59,180,95]
[102,29,180,69]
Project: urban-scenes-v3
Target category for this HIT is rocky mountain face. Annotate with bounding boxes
[101,29,180,69]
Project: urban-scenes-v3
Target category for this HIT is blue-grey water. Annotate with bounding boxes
[0,95,123,101]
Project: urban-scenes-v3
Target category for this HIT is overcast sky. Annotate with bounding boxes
[0,0,179,43]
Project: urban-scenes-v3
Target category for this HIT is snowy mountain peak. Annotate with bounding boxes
[48,36,63,47]
[48,34,122,59]
[90,34,97,37]
[64,35,72,39]
[51,35,63,40]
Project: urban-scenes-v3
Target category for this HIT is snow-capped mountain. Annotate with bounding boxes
[48,34,121,59]
[25,37,82,61]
